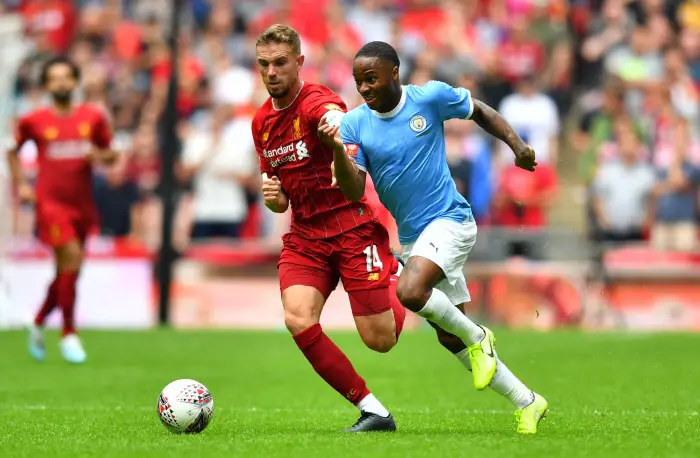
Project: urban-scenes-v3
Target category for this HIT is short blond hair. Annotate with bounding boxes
[256,24,301,54]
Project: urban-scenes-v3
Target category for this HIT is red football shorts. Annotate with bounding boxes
[278,221,398,316]
[36,203,96,248]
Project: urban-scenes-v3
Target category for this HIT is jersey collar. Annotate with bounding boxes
[370,86,406,119]
[272,81,305,111]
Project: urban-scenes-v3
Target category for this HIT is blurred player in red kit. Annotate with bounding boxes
[6,57,116,364]
[252,25,404,432]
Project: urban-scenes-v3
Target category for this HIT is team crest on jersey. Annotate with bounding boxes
[261,132,269,142]
[409,115,427,133]
[78,123,91,138]
[324,103,342,111]
[44,127,59,140]
[293,116,302,140]
[50,224,61,242]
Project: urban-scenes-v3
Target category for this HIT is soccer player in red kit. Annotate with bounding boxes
[6,57,116,364]
[252,25,404,432]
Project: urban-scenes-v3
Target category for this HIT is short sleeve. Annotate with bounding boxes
[305,89,348,126]
[251,117,273,177]
[92,111,113,148]
[339,113,368,173]
[426,80,474,121]
[13,116,33,149]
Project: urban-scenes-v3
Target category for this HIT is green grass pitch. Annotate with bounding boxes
[1,329,699,457]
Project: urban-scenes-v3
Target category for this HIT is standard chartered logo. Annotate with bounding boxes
[296,140,309,159]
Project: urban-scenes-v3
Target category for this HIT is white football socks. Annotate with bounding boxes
[455,350,534,409]
[416,288,485,345]
[357,393,390,417]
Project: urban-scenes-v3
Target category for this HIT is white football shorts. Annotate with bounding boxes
[400,217,477,305]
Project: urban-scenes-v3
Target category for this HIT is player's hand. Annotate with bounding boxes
[17,182,35,204]
[317,118,343,150]
[262,173,283,204]
[513,144,537,172]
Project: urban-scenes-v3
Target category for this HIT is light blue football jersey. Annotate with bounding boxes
[340,80,474,244]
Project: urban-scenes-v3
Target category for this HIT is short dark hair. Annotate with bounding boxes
[355,41,400,68]
[40,56,80,86]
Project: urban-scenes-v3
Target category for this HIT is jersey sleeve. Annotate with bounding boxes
[92,111,113,148]
[305,90,348,126]
[12,116,33,150]
[339,113,368,173]
[426,80,475,121]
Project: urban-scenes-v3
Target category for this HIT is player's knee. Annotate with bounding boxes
[57,242,83,272]
[395,278,429,313]
[283,309,318,335]
[361,333,396,353]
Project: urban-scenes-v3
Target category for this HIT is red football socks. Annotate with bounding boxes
[293,323,371,405]
[34,277,59,327]
[56,272,79,336]
[389,275,406,340]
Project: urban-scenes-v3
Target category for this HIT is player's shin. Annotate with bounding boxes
[414,288,484,345]
[292,323,389,417]
[56,271,79,336]
[34,277,59,326]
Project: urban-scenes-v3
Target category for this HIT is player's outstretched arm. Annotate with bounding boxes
[5,145,35,203]
[470,99,538,172]
[317,119,366,201]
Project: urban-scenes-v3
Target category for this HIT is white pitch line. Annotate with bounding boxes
[3,405,699,417]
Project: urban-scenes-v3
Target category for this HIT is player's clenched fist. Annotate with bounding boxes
[513,144,537,172]
[262,173,289,213]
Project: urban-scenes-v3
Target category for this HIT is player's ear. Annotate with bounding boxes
[297,54,305,70]
[392,66,399,81]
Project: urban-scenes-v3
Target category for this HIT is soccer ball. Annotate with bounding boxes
[157,379,214,434]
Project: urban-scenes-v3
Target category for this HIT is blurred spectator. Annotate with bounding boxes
[498,76,560,165]
[650,118,700,252]
[572,84,629,185]
[179,105,257,241]
[20,0,76,53]
[591,120,656,242]
[581,0,635,88]
[497,15,545,87]
[492,162,558,231]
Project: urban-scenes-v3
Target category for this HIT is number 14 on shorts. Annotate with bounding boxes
[363,245,384,272]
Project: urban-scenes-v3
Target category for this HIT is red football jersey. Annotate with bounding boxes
[252,82,376,239]
[14,104,112,212]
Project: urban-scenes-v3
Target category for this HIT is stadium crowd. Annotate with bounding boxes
[3,0,700,253]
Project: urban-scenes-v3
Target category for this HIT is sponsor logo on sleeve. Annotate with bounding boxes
[345,144,359,157]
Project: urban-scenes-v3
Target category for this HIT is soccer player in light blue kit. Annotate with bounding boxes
[318,41,548,434]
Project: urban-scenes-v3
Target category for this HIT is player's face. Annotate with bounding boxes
[352,56,400,112]
[45,63,77,104]
[256,43,304,99]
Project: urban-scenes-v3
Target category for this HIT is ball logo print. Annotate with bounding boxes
[157,379,214,434]
[409,115,427,133]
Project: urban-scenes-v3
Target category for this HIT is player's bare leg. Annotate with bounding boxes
[54,239,86,364]
[351,259,406,354]
[28,268,59,361]
[283,285,395,432]
[353,309,400,353]
[396,255,497,389]
[428,304,547,433]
